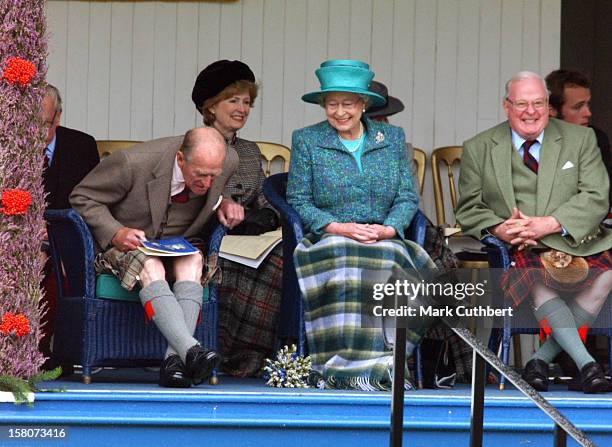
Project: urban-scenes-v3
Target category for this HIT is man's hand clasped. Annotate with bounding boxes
[490,207,562,250]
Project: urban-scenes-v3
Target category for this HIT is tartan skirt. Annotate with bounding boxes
[217,244,283,377]
[294,233,435,390]
[502,248,612,308]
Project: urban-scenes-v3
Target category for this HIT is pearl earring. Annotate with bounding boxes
[362,108,366,113]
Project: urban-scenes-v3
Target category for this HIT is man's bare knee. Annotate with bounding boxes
[174,252,203,282]
[532,282,559,309]
[139,257,166,287]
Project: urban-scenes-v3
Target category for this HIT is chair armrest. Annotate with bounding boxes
[481,235,511,270]
[44,208,97,299]
[263,173,304,247]
[207,223,228,257]
[407,210,427,247]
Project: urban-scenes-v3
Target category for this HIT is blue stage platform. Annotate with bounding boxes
[1,368,611,446]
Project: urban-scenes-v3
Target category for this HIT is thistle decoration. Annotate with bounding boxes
[263,344,311,388]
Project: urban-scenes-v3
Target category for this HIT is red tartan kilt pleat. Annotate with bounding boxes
[501,249,612,308]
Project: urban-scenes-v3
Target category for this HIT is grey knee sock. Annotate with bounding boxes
[164,281,203,358]
[139,280,198,362]
[532,301,597,364]
[532,298,595,369]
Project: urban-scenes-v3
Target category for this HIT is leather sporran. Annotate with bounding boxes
[540,250,589,284]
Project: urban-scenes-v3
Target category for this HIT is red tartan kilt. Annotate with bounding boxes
[501,249,612,308]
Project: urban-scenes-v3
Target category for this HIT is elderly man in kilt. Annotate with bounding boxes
[71,127,237,388]
[456,71,612,394]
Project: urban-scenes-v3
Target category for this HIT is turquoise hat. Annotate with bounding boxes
[301,59,386,107]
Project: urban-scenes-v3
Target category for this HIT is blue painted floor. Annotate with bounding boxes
[0,367,610,447]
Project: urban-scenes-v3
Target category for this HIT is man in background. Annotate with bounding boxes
[42,84,99,209]
[40,84,100,372]
[546,70,611,212]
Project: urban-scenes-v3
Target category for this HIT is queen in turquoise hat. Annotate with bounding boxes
[286,59,434,390]
[301,59,385,107]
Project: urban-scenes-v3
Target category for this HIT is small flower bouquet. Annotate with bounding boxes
[263,344,312,388]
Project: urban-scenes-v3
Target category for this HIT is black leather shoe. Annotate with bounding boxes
[579,362,611,394]
[185,345,221,385]
[159,355,191,388]
[522,359,549,392]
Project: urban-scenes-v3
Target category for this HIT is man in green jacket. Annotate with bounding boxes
[456,71,612,393]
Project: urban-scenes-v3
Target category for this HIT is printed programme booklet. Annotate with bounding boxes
[138,237,199,257]
[219,229,282,269]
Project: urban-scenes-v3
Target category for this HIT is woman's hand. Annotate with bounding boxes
[324,222,383,243]
[367,224,396,240]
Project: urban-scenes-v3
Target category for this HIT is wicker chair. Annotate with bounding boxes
[483,234,612,390]
[262,172,428,383]
[44,208,221,384]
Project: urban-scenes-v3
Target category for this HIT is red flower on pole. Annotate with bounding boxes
[0,312,31,337]
[0,189,32,215]
[2,57,37,87]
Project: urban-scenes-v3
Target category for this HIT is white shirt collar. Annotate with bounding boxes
[170,156,186,197]
[511,129,544,151]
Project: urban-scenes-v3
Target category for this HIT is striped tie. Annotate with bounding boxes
[522,140,538,174]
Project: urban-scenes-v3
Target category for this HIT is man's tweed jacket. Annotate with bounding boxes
[456,118,611,256]
[70,135,238,250]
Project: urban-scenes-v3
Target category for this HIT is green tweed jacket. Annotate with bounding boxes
[287,118,418,240]
[456,118,611,256]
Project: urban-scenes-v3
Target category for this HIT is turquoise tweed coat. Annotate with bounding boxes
[287,118,418,239]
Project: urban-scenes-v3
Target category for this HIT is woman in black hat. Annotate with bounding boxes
[192,60,282,377]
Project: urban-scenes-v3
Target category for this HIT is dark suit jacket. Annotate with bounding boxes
[43,126,100,209]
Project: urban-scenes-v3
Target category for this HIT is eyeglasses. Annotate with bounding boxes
[506,98,548,111]
[43,110,58,128]
[324,100,360,111]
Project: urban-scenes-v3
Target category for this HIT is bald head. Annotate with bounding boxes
[177,127,227,196]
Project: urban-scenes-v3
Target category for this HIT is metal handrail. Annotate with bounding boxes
[390,325,595,447]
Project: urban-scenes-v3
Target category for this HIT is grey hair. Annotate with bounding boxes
[45,84,63,113]
[504,71,549,100]
[317,93,371,108]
